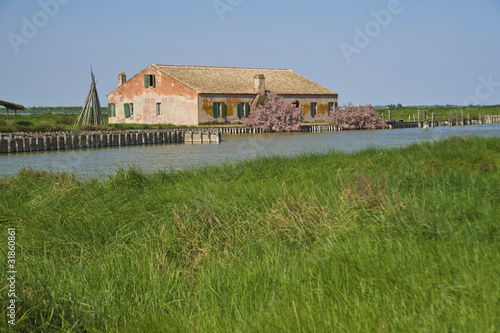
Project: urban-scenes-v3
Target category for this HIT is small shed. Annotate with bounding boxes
[0,100,25,125]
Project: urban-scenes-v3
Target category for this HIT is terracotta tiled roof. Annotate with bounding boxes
[152,65,337,95]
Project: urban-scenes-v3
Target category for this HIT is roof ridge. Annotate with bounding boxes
[154,64,292,71]
[152,65,202,93]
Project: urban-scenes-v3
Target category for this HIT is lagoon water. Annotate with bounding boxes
[0,123,499,178]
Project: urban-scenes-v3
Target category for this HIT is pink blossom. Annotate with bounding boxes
[328,103,388,130]
[243,92,303,132]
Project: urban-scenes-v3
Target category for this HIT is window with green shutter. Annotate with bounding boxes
[221,103,227,117]
[245,103,250,117]
[213,102,219,118]
[328,102,334,116]
[124,103,131,118]
[237,103,243,118]
[311,102,317,117]
[112,103,116,117]
[144,74,156,88]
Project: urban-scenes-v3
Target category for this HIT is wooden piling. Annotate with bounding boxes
[0,139,8,153]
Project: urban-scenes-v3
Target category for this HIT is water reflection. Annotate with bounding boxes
[0,124,499,178]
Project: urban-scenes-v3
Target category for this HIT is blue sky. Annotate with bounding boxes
[1,0,499,107]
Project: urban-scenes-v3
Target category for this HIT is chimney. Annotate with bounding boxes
[118,72,127,87]
[254,74,265,95]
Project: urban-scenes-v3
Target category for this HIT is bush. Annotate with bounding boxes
[55,116,75,125]
[0,119,6,126]
[243,91,303,132]
[32,123,64,133]
[328,103,387,130]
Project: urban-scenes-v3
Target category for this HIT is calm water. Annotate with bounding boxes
[0,124,499,178]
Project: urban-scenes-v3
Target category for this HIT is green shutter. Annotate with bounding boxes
[112,103,116,117]
[213,102,217,118]
[221,103,227,117]
[328,102,333,116]
[124,103,131,118]
[245,103,250,117]
[152,75,156,88]
[311,103,314,117]
[237,103,242,117]
[335,102,338,108]
[144,74,148,88]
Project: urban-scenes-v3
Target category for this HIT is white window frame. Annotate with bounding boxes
[130,103,134,117]
[156,103,162,117]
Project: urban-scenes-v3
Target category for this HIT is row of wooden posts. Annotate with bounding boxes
[0,129,221,154]
[387,112,499,129]
[216,125,343,135]
[384,110,496,128]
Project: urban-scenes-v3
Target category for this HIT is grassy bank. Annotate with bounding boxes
[0,112,191,133]
[377,104,500,122]
[1,137,499,332]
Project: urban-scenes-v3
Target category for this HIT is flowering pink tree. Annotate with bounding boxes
[328,103,387,129]
[243,91,304,132]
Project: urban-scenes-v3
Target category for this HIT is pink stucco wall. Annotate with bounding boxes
[108,66,199,126]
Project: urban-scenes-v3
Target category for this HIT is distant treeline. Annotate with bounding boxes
[0,106,109,113]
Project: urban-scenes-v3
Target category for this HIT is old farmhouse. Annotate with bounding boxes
[107,65,338,126]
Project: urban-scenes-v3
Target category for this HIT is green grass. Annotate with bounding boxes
[0,136,499,332]
[377,105,500,122]
[0,112,192,133]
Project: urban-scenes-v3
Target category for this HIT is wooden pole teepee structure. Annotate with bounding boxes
[75,69,104,126]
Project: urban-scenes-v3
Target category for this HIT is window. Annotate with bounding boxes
[311,102,317,117]
[213,102,221,118]
[245,103,250,117]
[328,102,338,115]
[328,102,334,116]
[156,103,162,116]
[213,102,227,118]
[124,103,131,118]
[237,102,250,118]
[144,74,156,88]
[292,100,300,108]
[111,103,116,117]
[130,103,134,117]
[237,103,243,118]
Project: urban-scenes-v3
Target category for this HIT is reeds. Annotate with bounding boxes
[0,136,498,331]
